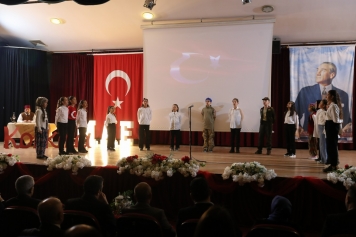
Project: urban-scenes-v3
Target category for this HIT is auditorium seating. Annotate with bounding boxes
[61,210,101,230]
[245,223,301,237]
[116,213,163,237]
[3,206,40,237]
[178,219,200,237]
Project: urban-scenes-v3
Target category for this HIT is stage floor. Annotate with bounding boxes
[1,143,355,179]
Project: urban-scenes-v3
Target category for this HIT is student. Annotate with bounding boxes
[323,90,343,172]
[169,104,182,151]
[35,97,49,159]
[201,97,216,152]
[307,104,318,160]
[255,97,275,155]
[314,99,327,164]
[105,106,117,151]
[67,96,78,154]
[283,101,299,158]
[76,100,88,153]
[55,97,69,155]
[229,98,244,153]
[137,98,152,151]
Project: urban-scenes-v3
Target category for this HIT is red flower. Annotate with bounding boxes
[181,156,190,163]
[7,154,12,157]
[126,155,138,163]
[345,164,350,169]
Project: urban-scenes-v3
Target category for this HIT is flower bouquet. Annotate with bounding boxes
[117,153,205,181]
[222,161,277,187]
[327,164,356,189]
[0,153,19,174]
[44,155,91,175]
[110,190,134,215]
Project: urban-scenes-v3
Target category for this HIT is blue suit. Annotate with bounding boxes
[295,84,350,130]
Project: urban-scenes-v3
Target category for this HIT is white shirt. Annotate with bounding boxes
[168,111,182,130]
[137,107,152,125]
[76,108,87,128]
[55,106,68,125]
[326,102,343,124]
[313,109,327,138]
[284,111,299,126]
[105,113,117,127]
[17,113,36,123]
[35,109,48,132]
[229,107,243,129]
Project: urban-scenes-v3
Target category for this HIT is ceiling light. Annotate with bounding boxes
[50,18,64,24]
[143,0,156,10]
[142,12,154,20]
[262,5,274,13]
[242,0,251,5]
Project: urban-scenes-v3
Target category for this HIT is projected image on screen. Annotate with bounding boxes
[143,21,274,132]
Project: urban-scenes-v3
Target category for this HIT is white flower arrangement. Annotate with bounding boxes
[44,155,91,175]
[110,190,134,215]
[0,153,19,174]
[222,161,277,187]
[327,164,356,189]
[117,153,204,181]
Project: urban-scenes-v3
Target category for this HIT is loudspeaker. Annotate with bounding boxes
[272,39,281,54]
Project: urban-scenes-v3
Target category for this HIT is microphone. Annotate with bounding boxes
[188,105,194,108]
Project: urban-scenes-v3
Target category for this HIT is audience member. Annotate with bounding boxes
[176,177,213,236]
[2,175,41,209]
[122,182,176,237]
[321,185,356,237]
[21,197,64,237]
[65,175,116,237]
[64,224,102,237]
[194,206,242,237]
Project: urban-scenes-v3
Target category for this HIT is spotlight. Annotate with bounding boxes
[242,0,251,4]
[143,0,156,10]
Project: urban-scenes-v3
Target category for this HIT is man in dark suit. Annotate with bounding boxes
[295,62,351,131]
[21,197,64,237]
[122,182,176,237]
[321,185,356,237]
[2,175,41,209]
[65,224,102,237]
[255,97,275,155]
[65,175,116,237]
[176,177,213,237]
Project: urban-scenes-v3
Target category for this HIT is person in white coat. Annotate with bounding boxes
[137,98,152,151]
[229,98,244,153]
[168,104,182,151]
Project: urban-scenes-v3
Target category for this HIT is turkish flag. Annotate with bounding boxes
[93,54,143,140]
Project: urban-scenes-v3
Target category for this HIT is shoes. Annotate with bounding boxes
[139,148,143,151]
[59,151,68,155]
[208,150,213,153]
[229,149,235,153]
[170,148,174,151]
[203,149,207,152]
[255,150,262,154]
[267,150,271,155]
[309,156,318,160]
[79,149,88,153]
[323,165,336,173]
[36,155,43,159]
[315,158,321,162]
[289,154,296,158]
[175,148,180,151]
[111,148,116,151]
[284,153,290,156]
[43,155,48,159]
[236,149,240,153]
[147,148,150,151]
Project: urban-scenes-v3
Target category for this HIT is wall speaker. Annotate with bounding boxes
[272,39,281,54]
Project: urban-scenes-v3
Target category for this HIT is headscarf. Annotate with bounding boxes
[267,195,292,222]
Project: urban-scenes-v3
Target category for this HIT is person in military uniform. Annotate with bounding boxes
[255,97,275,155]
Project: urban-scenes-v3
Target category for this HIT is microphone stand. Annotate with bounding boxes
[188,106,192,160]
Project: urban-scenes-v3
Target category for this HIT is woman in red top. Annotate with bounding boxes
[67,96,78,154]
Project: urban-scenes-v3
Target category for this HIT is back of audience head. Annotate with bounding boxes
[190,177,211,202]
[134,182,152,203]
[346,185,356,210]
[267,195,292,222]
[64,224,102,237]
[37,197,64,225]
[84,175,104,196]
[15,175,35,196]
[194,206,238,237]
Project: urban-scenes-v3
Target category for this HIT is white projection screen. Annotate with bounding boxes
[143,20,274,132]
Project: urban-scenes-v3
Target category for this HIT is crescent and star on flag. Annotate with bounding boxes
[105,70,131,109]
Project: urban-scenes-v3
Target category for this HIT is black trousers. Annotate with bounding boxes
[78,127,87,151]
[170,130,181,149]
[67,120,76,152]
[57,122,68,153]
[285,124,296,154]
[325,120,340,166]
[257,121,273,151]
[107,124,116,149]
[139,125,150,149]
[230,128,241,151]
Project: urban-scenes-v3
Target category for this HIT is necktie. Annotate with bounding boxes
[322,87,327,99]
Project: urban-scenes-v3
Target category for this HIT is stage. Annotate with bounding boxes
[1,143,355,179]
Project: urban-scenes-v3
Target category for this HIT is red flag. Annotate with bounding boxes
[93,54,143,140]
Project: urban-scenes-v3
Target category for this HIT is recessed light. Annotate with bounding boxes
[142,12,154,20]
[262,5,274,13]
[50,18,65,24]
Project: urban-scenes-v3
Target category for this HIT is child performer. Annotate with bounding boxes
[67,96,78,154]
[314,99,327,164]
[202,97,216,152]
[283,101,299,158]
[229,98,244,153]
[105,106,117,151]
[307,104,318,159]
[323,90,343,172]
[35,97,49,159]
[169,104,182,151]
[137,98,152,151]
[76,100,88,153]
[55,97,69,155]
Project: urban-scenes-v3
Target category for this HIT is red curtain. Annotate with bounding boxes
[49,54,94,122]
[93,54,143,140]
